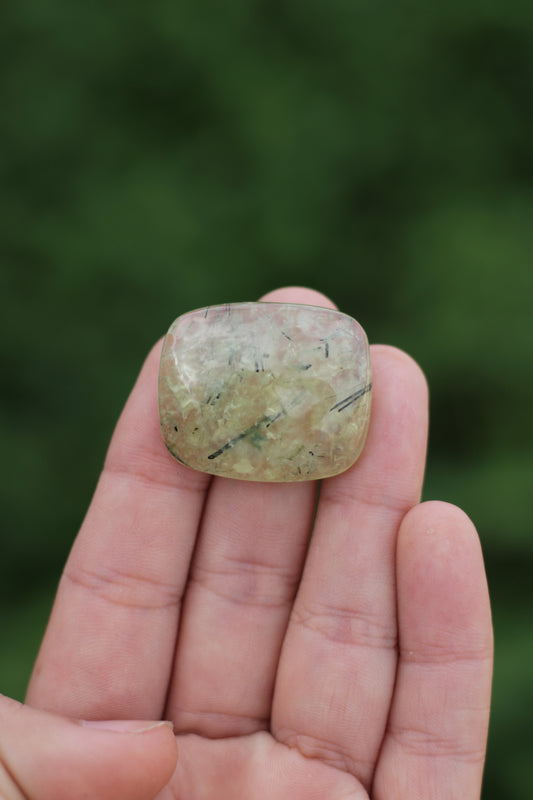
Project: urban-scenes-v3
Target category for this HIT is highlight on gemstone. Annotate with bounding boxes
[158,302,372,482]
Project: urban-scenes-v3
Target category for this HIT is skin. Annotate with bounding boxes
[1,287,492,799]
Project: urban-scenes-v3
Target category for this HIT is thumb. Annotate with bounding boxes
[0,694,178,800]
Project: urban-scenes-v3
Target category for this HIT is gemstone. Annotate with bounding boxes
[158,302,371,482]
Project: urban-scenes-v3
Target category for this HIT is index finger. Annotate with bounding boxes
[26,340,211,720]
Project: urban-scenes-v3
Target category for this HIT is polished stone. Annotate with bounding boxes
[158,302,371,481]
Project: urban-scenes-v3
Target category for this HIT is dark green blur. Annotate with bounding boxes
[1,2,532,796]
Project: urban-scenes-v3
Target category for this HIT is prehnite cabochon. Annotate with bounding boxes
[158,302,371,482]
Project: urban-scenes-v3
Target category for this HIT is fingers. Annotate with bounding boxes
[27,341,211,719]
[165,287,335,736]
[373,501,493,800]
[0,694,177,800]
[272,346,429,789]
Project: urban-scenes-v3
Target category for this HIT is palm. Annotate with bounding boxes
[165,732,364,799]
[26,289,492,800]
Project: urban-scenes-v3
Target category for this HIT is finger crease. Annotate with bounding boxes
[63,564,181,611]
[400,646,494,667]
[388,723,488,763]
[103,461,208,496]
[292,602,397,649]
[279,730,370,777]
[189,572,294,610]
[321,487,413,518]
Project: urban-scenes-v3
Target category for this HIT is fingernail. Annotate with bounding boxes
[81,719,174,734]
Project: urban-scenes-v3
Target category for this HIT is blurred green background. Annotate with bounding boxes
[1,1,532,796]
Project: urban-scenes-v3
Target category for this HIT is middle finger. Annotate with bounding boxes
[165,287,334,736]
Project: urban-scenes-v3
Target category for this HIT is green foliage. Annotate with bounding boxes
[1,2,532,796]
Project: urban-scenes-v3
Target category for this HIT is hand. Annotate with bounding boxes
[19,287,492,800]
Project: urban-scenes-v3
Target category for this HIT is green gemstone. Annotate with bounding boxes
[158,302,371,482]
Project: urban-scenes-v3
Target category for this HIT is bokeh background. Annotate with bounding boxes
[1,1,532,796]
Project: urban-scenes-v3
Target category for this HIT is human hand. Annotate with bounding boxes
[21,287,492,800]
